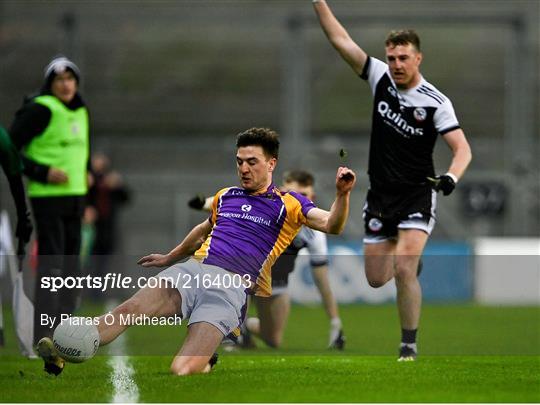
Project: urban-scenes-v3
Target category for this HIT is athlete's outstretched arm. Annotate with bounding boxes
[305,167,356,234]
[442,129,472,180]
[138,219,212,267]
[313,0,367,75]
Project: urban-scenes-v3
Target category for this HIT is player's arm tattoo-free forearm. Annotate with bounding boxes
[168,220,211,260]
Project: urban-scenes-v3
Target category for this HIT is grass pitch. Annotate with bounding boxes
[1,304,539,402]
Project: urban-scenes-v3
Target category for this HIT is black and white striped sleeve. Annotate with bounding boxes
[360,56,388,95]
[434,98,460,135]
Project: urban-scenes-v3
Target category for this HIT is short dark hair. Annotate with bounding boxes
[385,29,421,52]
[283,169,314,187]
[236,127,280,159]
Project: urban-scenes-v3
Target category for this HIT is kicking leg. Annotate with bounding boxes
[98,283,181,346]
[37,283,181,376]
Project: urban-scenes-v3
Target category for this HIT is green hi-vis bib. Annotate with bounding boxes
[25,95,89,197]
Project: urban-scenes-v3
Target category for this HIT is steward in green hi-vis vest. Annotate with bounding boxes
[10,56,89,348]
[24,95,89,197]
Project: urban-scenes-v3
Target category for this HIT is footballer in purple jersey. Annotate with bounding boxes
[38,127,356,377]
[188,169,346,349]
[195,184,316,297]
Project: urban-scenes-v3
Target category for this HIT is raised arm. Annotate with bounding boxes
[137,219,212,268]
[313,0,368,75]
[305,167,356,234]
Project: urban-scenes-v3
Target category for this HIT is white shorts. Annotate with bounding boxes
[157,259,249,336]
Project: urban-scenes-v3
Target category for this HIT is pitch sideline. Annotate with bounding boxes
[106,300,139,403]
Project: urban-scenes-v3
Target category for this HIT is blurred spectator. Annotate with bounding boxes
[9,56,90,344]
[0,125,33,249]
[85,152,131,300]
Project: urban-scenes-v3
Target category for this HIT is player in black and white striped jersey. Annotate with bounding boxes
[313,0,472,361]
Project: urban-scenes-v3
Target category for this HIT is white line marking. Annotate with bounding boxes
[106,300,139,403]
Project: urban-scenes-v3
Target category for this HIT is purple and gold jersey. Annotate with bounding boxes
[193,184,315,296]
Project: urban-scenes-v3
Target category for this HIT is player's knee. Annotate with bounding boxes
[394,262,417,282]
[170,363,191,376]
[367,278,386,288]
[170,364,192,376]
[365,262,394,287]
[365,270,391,288]
[170,360,205,376]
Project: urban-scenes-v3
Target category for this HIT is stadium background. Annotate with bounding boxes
[0,0,540,402]
[1,0,538,302]
[0,0,538,244]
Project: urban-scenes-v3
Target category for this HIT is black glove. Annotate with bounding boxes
[188,194,207,210]
[16,211,33,244]
[428,175,456,196]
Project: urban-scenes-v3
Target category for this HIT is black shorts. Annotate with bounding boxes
[271,254,296,292]
[362,186,437,244]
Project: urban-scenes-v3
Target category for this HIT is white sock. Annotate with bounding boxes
[328,318,342,345]
[400,342,417,352]
[330,317,342,329]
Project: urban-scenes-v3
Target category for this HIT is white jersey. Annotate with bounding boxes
[274,226,328,270]
[295,226,328,267]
